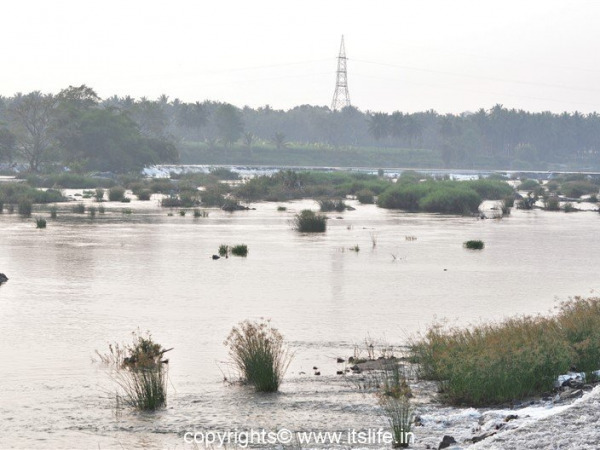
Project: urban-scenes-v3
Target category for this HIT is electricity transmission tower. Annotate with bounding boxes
[331,35,351,111]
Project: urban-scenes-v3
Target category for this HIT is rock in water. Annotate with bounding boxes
[0,273,8,284]
[438,435,457,449]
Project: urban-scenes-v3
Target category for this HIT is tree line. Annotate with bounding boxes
[1,85,600,172]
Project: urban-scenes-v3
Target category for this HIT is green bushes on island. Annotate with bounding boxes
[377,177,512,215]
[411,297,600,406]
[0,184,65,205]
[225,319,292,392]
[293,209,327,232]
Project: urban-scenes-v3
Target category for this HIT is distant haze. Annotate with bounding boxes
[3,0,600,113]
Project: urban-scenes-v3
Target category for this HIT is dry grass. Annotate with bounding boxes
[411,297,600,406]
[97,331,171,411]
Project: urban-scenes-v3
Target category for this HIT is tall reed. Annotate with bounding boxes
[225,319,292,392]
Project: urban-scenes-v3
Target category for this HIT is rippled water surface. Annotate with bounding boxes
[1,195,600,448]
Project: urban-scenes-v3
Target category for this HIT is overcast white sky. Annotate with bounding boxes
[3,0,600,113]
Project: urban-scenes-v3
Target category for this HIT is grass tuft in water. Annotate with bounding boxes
[231,244,248,257]
[218,244,229,257]
[49,205,58,219]
[293,209,327,232]
[225,319,292,392]
[72,203,85,214]
[18,199,32,217]
[35,217,47,228]
[463,240,484,250]
[97,331,171,411]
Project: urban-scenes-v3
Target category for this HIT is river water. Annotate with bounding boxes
[1,193,599,449]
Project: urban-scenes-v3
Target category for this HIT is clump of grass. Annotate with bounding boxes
[98,205,105,214]
[356,188,375,204]
[218,244,230,257]
[94,188,105,202]
[72,203,85,214]
[137,189,152,201]
[122,208,133,215]
[193,209,208,218]
[231,244,248,257]
[380,396,415,448]
[544,196,560,211]
[224,319,292,392]
[108,186,126,202]
[89,206,97,218]
[18,199,32,217]
[98,331,171,411]
[35,217,47,228]
[410,297,600,406]
[179,209,186,216]
[293,209,327,232]
[563,202,577,213]
[277,206,287,211]
[49,205,57,219]
[463,240,484,250]
[349,245,360,252]
[318,199,347,212]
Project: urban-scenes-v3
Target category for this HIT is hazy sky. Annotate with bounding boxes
[3,0,600,113]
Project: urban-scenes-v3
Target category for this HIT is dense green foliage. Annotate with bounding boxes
[377,177,511,214]
[6,86,600,172]
[293,209,327,232]
[236,170,389,202]
[411,297,600,406]
[0,183,64,204]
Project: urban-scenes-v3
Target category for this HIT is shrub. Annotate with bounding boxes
[49,205,57,219]
[18,199,32,217]
[464,240,484,250]
[277,206,287,211]
[35,217,47,228]
[293,209,327,232]
[89,206,97,218]
[137,189,152,201]
[419,187,481,215]
[410,297,600,406]
[231,244,248,257]
[98,331,170,411]
[218,244,229,257]
[544,196,560,211]
[563,202,577,213]
[318,199,347,212]
[94,188,105,202]
[193,209,208,218]
[356,189,375,204]
[517,179,539,191]
[98,205,105,214]
[108,186,126,202]
[179,210,186,216]
[562,180,598,198]
[225,319,292,392]
[72,203,85,214]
